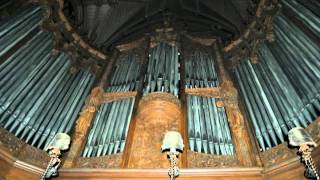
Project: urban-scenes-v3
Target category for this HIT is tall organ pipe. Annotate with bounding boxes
[234,5,320,150]
[0,6,95,150]
[0,6,42,57]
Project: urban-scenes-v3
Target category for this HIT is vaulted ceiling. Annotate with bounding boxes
[63,0,259,51]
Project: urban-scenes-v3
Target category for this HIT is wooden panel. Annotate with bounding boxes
[58,168,262,180]
[5,166,41,180]
[75,154,122,168]
[0,145,43,180]
[126,92,183,168]
[263,158,306,180]
[0,147,14,178]
[0,142,313,180]
[187,151,239,167]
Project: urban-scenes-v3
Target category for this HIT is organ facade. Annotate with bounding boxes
[0,0,319,179]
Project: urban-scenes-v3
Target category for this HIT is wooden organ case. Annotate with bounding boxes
[0,0,320,180]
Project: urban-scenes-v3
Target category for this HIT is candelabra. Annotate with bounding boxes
[288,127,319,180]
[161,131,184,180]
[41,133,71,180]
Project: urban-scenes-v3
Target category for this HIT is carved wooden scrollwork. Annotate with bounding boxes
[30,0,108,74]
[223,0,280,68]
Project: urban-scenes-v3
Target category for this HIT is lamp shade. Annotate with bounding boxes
[288,127,317,147]
[45,133,71,151]
[161,131,184,152]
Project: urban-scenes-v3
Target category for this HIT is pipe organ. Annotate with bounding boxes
[184,49,234,155]
[0,0,320,179]
[82,51,139,157]
[234,0,320,151]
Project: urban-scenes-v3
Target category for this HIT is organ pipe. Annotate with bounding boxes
[185,50,234,155]
[234,3,320,151]
[0,6,95,150]
[82,97,135,157]
[107,53,141,92]
[187,95,234,155]
[185,50,218,88]
[143,42,180,96]
[0,5,42,57]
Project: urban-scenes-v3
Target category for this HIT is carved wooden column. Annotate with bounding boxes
[214,41,259,167]
[178,38,188,168]
[126,93,183,168]
[63,51,119,168]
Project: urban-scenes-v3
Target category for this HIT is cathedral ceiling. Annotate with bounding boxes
[62,0,259,51]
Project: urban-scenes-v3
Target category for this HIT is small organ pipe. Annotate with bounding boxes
[186,95,234,155]
[185,50,218,88]
[143,42,180,96]
[108,53,141,92]
[82,98,135,157]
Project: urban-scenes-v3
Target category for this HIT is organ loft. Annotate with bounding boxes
[0,0,320,179]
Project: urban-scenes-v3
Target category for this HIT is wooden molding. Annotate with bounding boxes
[14,160,44,175]
[103,91,137,103]
[185,87,221,98]
[59,167,263,178]
[0,145,16,165]
[115,37,146,52]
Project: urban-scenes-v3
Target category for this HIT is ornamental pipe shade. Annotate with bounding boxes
[288,127,317,148]
[45,133,71,152]
[161,131,184,153]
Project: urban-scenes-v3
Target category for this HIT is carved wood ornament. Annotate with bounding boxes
[223,0,280,69]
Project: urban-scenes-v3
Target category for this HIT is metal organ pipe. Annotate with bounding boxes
[185,50,234,155]
[186,95,234,155]
[185,50,218,88]
[82,51,139,157]
[0,6,95,150]
[0,6,42,57]
[282,0,320,35]
[143,42,180,96]
[82,98,135,157]
[234,3,320,151]
[107,53,141,92]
